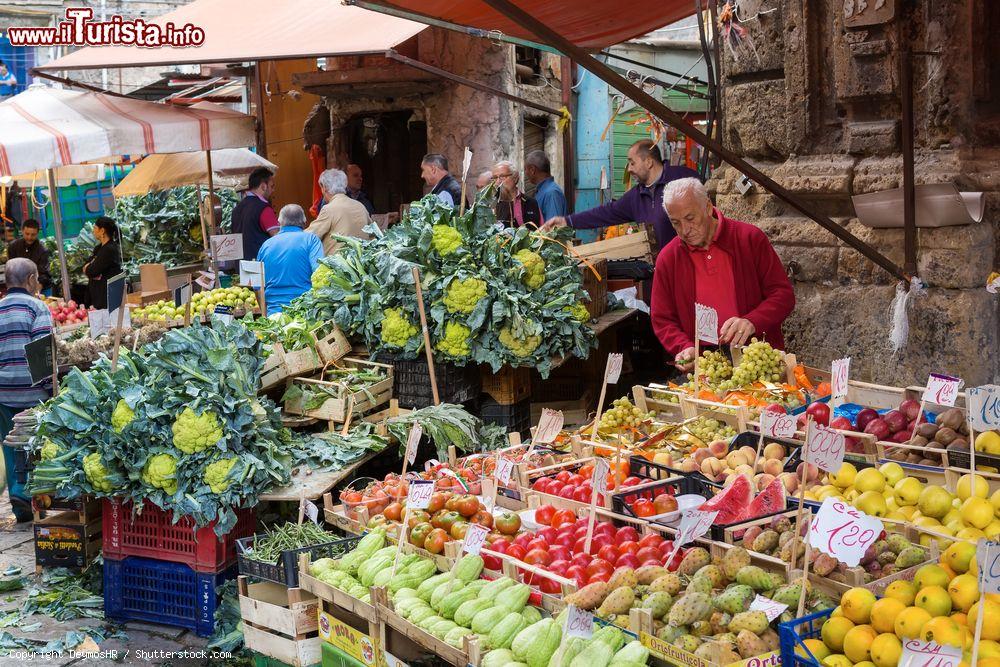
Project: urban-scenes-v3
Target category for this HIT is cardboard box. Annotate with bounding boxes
[126,265,191,305]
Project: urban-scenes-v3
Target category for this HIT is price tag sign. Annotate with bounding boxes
[968,385,1000,432]
[675,509,719,547]
[87,309,111,338]
[899,639,962,667]
[695,302,719,345]
[110,307,131,331]
[239,260,264,288]
[211,233,244,262]
[494,457,515,485]
[406,480,434,510]
[749,595,788,622]
[592,458,611,495]
[106,273,127,314]
[534,409,564,444]
[605,353,624,384]
[173,282,192,307]
[406,424,422,466]
[23,334,54,386]
[831,357,850,399]
[760,410,797,439]
[923,373,962,407]
[461,523,489,555]
[213,304,233,325]
[564,605,593,639]
[804,424,846,474]
[976,540,1000,594]
[300,498,320,525]
[808,497,882,567]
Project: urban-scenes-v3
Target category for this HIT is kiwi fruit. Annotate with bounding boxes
[916,422,938,439]
[947,440,970,453]
[888,448,907,461]
[926,438,946,451]
[906,452,923,464]
[938,408,965,431]
[909,435,930,447]
[959,422,970,436]
[935,427,958,446]
[918,458,939,466]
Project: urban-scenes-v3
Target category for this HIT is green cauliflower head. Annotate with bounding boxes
[513,249,545,289]
[172,407,224,454]
[142,453,178,495]
[40,438,62,461]
[83,452,114,493]
[436,321,472,359]
[311,263,334,291]
[380,308,418,349]
[112,399,135,433]
[498,324,542,358]
[443,277,487,314]
[431,224,463,256]
[204,457,238,494]
[564,302,591,323]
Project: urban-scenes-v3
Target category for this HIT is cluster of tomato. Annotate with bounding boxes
[483,503,688,593]
[340,470,482,519]
[528,460,645,504]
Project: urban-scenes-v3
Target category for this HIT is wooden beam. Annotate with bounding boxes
[292,66,437,89]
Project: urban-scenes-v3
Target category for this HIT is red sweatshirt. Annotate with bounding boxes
[650,212,795,355]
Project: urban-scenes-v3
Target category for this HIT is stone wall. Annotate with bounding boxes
[711,0,999,384]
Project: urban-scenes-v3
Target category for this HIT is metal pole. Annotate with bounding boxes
[46,168,71,301]
[900,50,917,277]
[599,51,709,87]
[560,56,576,213]
[476,0,910,283]
[205,150,220,288]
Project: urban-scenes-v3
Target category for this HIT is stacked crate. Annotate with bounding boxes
[480,365,532,436]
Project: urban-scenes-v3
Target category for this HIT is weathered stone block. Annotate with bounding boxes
[918,221,994,252]
[774,244,838,282]
[837,221,906,284]
[715,193,789,222]
[723,5,785,76]
[723,81,791,159]
[846,120,900,156]
[754,216,843,247]
[771,155,856,194]
[918,247,994,290]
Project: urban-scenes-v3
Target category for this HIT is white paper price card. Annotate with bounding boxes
[534,408,564,444]
[804,423,846,474]
[462,523,489,556]
[494,457,515,485]
[675,509,719,547]
[564,605,593,639]
[407,480,434,509]
[605,353,624,384]
[899,639,962,667]
[239,260,264,288]
[831,357,850,399]
[968,385,1000,432]
[87,309,110,338]
[210,233,244,262]
[405,423,422,465]
[300,498,320,524]
[695,302,719,345]
[808,497,882,567]
[592,458,611,495]
[976,540,1000,594]
[760,410,797,439]
[749,595,788,622]
[923,373,962,407]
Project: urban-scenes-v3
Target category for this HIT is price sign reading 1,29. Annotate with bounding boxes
[805,423,846,474]
[808,497,882,567]
[407,480,434,510]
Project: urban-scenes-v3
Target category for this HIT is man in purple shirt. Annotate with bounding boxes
[543,139,701,250]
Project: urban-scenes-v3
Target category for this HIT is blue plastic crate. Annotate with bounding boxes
[779,608,833,667]
[104,556,234,636]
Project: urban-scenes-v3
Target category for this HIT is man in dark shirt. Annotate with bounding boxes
[492,160,543,228]
[346,164,375,215]
[542,139,700,250]
[6,219,51,294]
[421,154,466,210]
[230,168,279,262]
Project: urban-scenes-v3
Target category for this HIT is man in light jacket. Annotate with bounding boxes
[307,169,371,256]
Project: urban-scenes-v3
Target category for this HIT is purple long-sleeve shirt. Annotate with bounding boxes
[569,165,702,249]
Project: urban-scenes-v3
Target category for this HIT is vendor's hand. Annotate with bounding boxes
[674,346,696,372]
[540,216,568,231]
[720,317,756,346]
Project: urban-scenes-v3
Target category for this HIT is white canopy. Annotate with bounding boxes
[0,86,255,177]
[113,149,277,197]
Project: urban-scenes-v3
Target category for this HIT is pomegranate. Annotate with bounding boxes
[863,418,891,441]
[898,399,921,421]
[883,410,907,434]
[854,408,879,432]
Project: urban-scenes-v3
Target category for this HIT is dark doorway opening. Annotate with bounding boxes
[344,111,427,214]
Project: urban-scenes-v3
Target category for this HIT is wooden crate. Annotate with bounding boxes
[315,327,351,365]
[372,587,481,667]
[680,396,749,434]
[238,576,321,667]
[34,510,102,572]
[634,604,780,667]
[579,257,608,320]
[632,384,685,422]
[297,554,379,624]
[283,358,394,423]
[261,343,324,391]
[481,365,532,405]
[575,225,656,263]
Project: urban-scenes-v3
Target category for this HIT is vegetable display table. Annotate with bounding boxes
[260,451,382,502]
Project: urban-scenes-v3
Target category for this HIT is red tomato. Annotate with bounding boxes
[549,545,571,563]
[587,570,611,584]
[622,476,642,487]
[538,527,558,544]
[574,517,589,528]
[572,536,588,554]
[526,538,548,553]
[556,470,572,483]
[424,528,448,554]
[590,534,612,555]
[615,526,640,544]
[632,499,656,518]
[494,512,521,536]
[491,540,510,555]
[574,525,589,540]
[482,553,502,570]
[506,544,527,561]
[549,559,571,575]
[535,504,556,526]
[617,540,639,555]
[566,474,585,487]
[570,553,591,570]
[615,552,640,569]
[565,564,586,582]
[525,548,552,567]
[558,486,576,499]
[532,478,550,493]
[594,522,615,537]
[514,532,533,549]
[597,544,619,563]
[540,577,562,594]
[664,549,684,571]
[555,532,575,549]
[586,558,613,577]
[572,486,591,502]
[638,533,664,550]
[551,510,576,529]
[641,559,661,568]
[636,546,660,563]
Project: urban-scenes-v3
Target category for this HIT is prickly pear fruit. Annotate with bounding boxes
[771,583,804,608]
[710,611,733,634]
[729,610,769,635]
[649,573,682,595]
[672,634,702,653]
[695,564,725,587]
[734,565,779,592]
[563,581,609,610]
[771,515,792,533]
[678,547,711,576]
[607,567,638,590]
[736,629,769,658]
[895,545,926,568]
[778,538,806,563]
[597,586,635,616]
[690,620,713,636]
[722,546,751,580]
[885,534,909,554]
[641,591,673,618]
[812,553,838,577]
[635,565,669,584]
[760,628,780,651]
[741,525,763,547]
[686,576,713,594]
[667,592,713,627]
[657,625,684,643]
[752,529,780,554]
[714,584,754,614]
[695,641,741,664]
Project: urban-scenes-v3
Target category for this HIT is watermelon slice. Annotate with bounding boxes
[744,477,788,520]
[699,474,752,524]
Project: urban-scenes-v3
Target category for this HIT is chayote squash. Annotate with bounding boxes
[454,598,493,628]
[481,649,516,667]
[478,576,517,601]
[417,614,444,632]
[438,587,477,619]
[408,606,437,625]
[589,625,625,653]
[454,554,484,582]
[521,606,542,625]
[445,626,472,649]
[472,606,509,635]
[464,579,489,594]
[488,612,527,651]
[613,640,649,664]
[372,567,394,588]
[358,554,393,586]
[394,588,419,600]
[568,640,613,667]
[430,619,458,639]
[511,619,562,667]
[496,583,531,614]
[417,573,452,601]
[431,580,462,609]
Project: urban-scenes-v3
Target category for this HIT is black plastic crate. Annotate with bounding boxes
[376,353,480,409]
[12,447,32,486]
[236,534,360,588]
[480,397,531,436]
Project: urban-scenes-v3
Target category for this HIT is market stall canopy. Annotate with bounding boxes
[0,86,254,177]
[8,163,108,187]
[35,0,427,71]
[113,148,277,197]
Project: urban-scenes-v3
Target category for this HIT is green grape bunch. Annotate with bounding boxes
[599,397,655,431]
[718,339,784,391]
[687,416,737,443]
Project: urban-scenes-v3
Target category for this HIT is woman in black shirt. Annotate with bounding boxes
[83,216,122,309]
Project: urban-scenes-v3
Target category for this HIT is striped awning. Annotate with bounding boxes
[0,86,255,177]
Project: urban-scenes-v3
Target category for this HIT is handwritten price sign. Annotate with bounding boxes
[899,639,962,667]
[831,358,850,399]
[749,595,788,622]
[564,605,593,639]
[534,409,564,444]
[605,353,624,384]
[976,540,1000,594]
[923,373,962,407]
[494,457,515,486]
[808,498,881,566]
[804,423,846,474]
[592,458,611,496]
[695,303,719,345]
[211,233,244,262]
[760,410,797,439]
[405,424,422,465]
[674,509,719,547]
[968,385,1000,432]
[407,480,434,510]
[462,523,490,556]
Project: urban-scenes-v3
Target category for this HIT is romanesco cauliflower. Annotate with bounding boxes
[513,249,545,289]
[204,457,238,494]
[83,452,114,492]
[112,399,135,433]
[431,225,463,256]
[142,453,178,495]
[498,324,542,357]
[565,302,591,323]
[172,407,224,454]
[380,308,418,348]
[312,263,334,290]
[443,277,487,314]
[436,322,472,358]
[40,438,61,461]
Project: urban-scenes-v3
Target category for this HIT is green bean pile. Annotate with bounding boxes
[243,522,345,563]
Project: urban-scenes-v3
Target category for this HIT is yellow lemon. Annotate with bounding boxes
[897,504,919,519]
[920,616,965,647]
[822,616,855,652]
[969,599,1000,641]
[869,597,905,634]
[895,606,932,639]
[914,564,952,590]
[855,468,886,493]
[831,605,843,617]
[885,580,917,606]
[948,574,980,613]
[919,486,954,519]
[952,612,968,627]
[822,655,852,667]
[869,633,902,667]
[894,477,924,506]
[915,585,953,617]
[796,638,830,661]
[940,562,958,579]
[957,473,990,500]
[976,431,1000,455]
[841,588,877,625]
[957,526,987,541]
[879,462,906,487]
[829,462,857,489]
[843,625,878,663]
[961,496,995,529]
[991,488,1000,515]
[944,541,977,573]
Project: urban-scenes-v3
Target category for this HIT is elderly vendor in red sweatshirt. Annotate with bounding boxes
[651,178,795,372]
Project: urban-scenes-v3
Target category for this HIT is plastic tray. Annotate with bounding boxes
[480,397,532,436]
[104,556,234,637]
[778,608,833,667]
[376,353,480,409]
[102,498,256,573]
[236,534,360,588]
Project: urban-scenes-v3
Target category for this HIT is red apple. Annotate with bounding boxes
[863,418,890,440]
[899,399,921,421]
[829,416,853,431]
[883,410,907,434]
[889,430,911,444]
[855,408,879,431]
[805,402,831,426]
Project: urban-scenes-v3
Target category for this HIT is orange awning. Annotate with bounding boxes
[36,0,427,71]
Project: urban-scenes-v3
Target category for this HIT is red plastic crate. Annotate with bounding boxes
[102,498,256,573]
